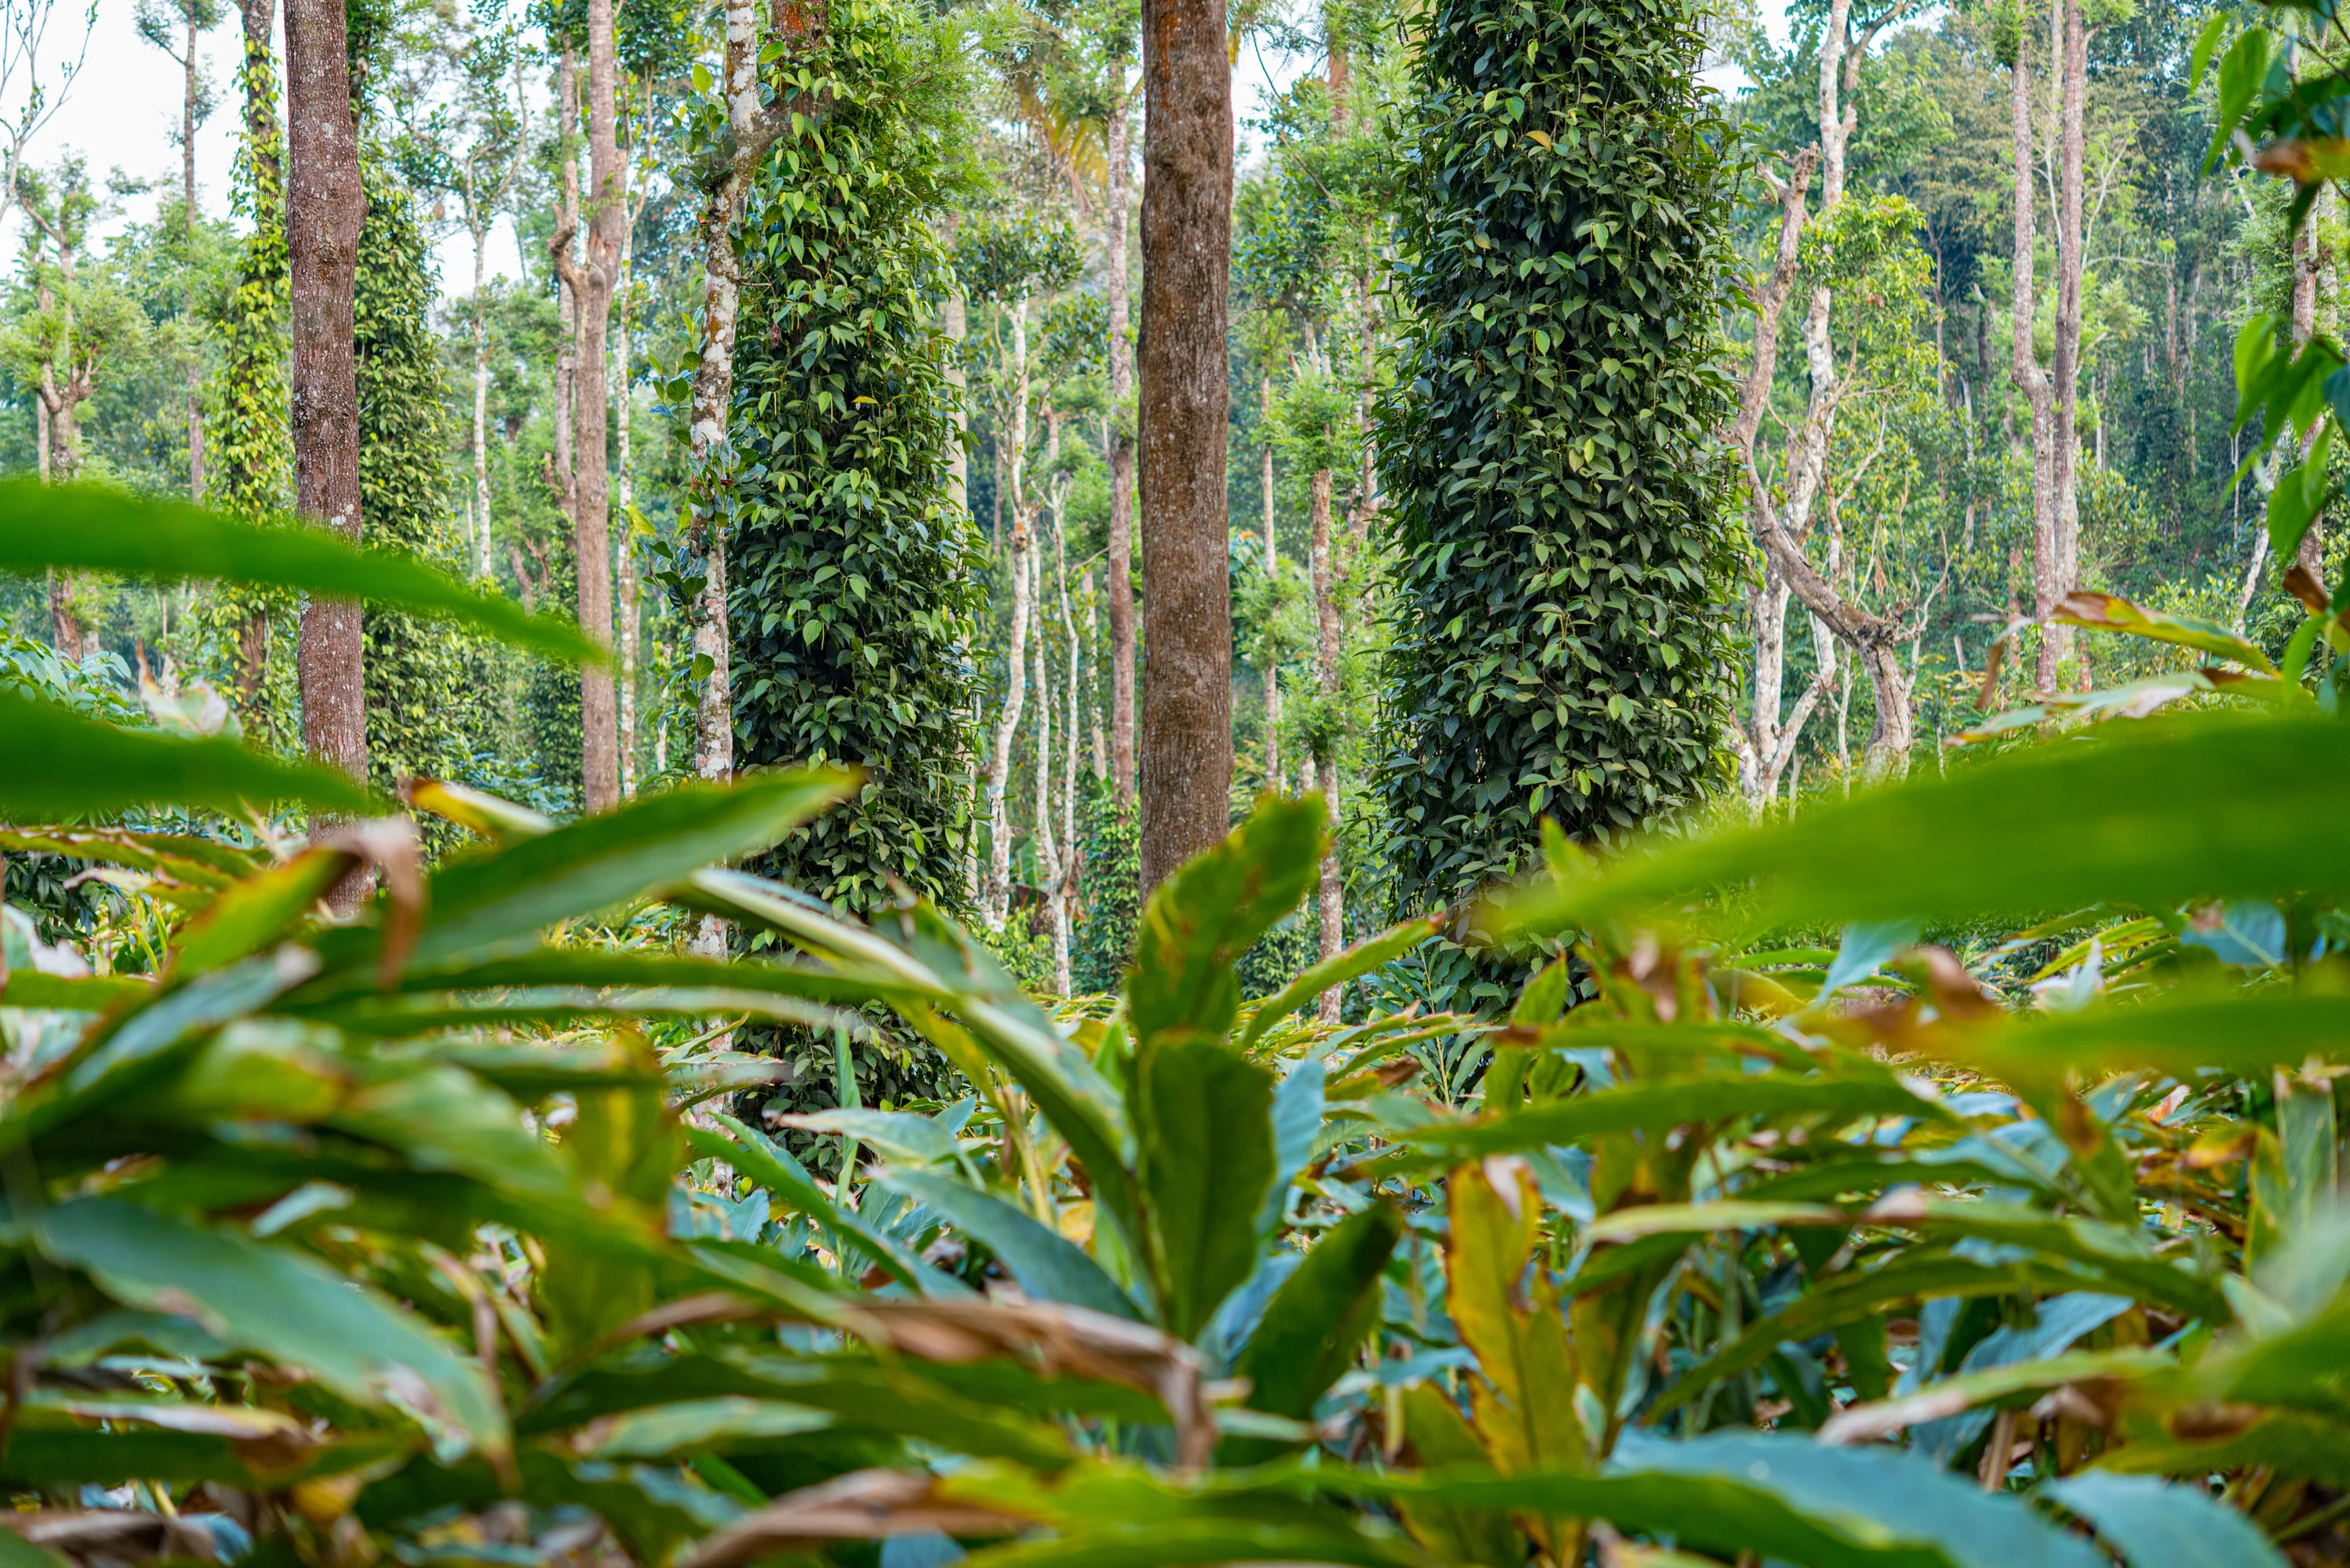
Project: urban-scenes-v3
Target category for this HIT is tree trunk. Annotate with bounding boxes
[472,224,492,576]
[2013,37,2059,691]
[1260,375,1280,789]
[2049,0,2085,688]
[48,572,81,662]
[1308,461,1343,1016]
[1084,565,1106,782]
[1034,543,1060,987]
[1049,422,1082,991]
[184,12,205,502]
[616,207,638,798]
[1351,263,1377,538]
[984,299,1036,928]
[569,0,625,813]
[1104,95,1138,806]
[684,0,810,825]
[2293,216,2324,578]
[1136,0,1233,891]
[285,0,368,796]
[553,52,580,532]
[1728,147,1818,810]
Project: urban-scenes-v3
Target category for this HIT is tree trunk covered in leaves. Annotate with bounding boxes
[1377,0,1740,906]
[285,0,367,792]
[1136,0,1233,891]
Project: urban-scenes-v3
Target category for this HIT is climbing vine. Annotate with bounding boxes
[725,0,986,918]
[1373,0,1746,911]
[356,158,490,797]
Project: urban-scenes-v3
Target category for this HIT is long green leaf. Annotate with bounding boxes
[694,1116,967,1298]
[1135,1040,1277,1341]
[392,768,857,970]
[1651,1254,2104,1414]
[876,1170,1142,1322]
[1959,991,2350,1087]
[1397,1075,1945,1162]
[0,691,378,818]
[0,479,599,662]
[1231,1203,1402,1431]
[1238,915,1443,1050]
[1493,715,2350,937]
[1127,797,1324,1047]
[2039,1472,2286,1568]
[32,1196,507,1457]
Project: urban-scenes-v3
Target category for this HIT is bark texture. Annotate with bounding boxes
[565,0,626,812]
[1260,376,1280,789]
[2013,36,2060,692]
[1136,0,1233,891]
[1309,461,1342,1021]
[1104,99,1138,806]
[1728,148,1824,806]
[285,0,368,791]
[982,301,1036,928]
[2049,0,2086,689]
[183,9,205,500]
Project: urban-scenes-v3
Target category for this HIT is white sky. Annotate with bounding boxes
[8,0,1789,301]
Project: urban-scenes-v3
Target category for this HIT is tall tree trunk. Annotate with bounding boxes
[2050,0,2085,688]
[1136,0,1233,891]
[1260,376,1280,789]
[2013,36,2060,691]
[1058,506,1082,953]
[569,0,625,812]
[285,0,368,797]
[684,0,813,825]
[1084,565,1106,781]
[230,0,284,716]
[616,205,638,798]
[1049,413,1080,994]
[553,52,580,532]
[48,572,80,661]
[1728,141,1818,809]
[472,223,492,576]
[1308,461,1341,1019]
[1033,543,1059,985]
[1104,95,1138,806]
[984,299,1036,928]
[184,11,205,502]
[2293,214,2324,578]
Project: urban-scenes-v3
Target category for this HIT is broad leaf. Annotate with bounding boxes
[0,480,599,662]
[1232,1201,1404,1429]
[32,1196,507,1457]
[1135,1040,1277,1340]
[0,691,378,818]
[1126,797,1324,1047]
[876,1169,1142,1322]
[2038,1472,2288,1568]
[1492,715,2350,937]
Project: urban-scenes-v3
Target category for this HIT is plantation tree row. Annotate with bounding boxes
[0,0,2342,1003]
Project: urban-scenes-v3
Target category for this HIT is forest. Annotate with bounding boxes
[3,0,2350,1557]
